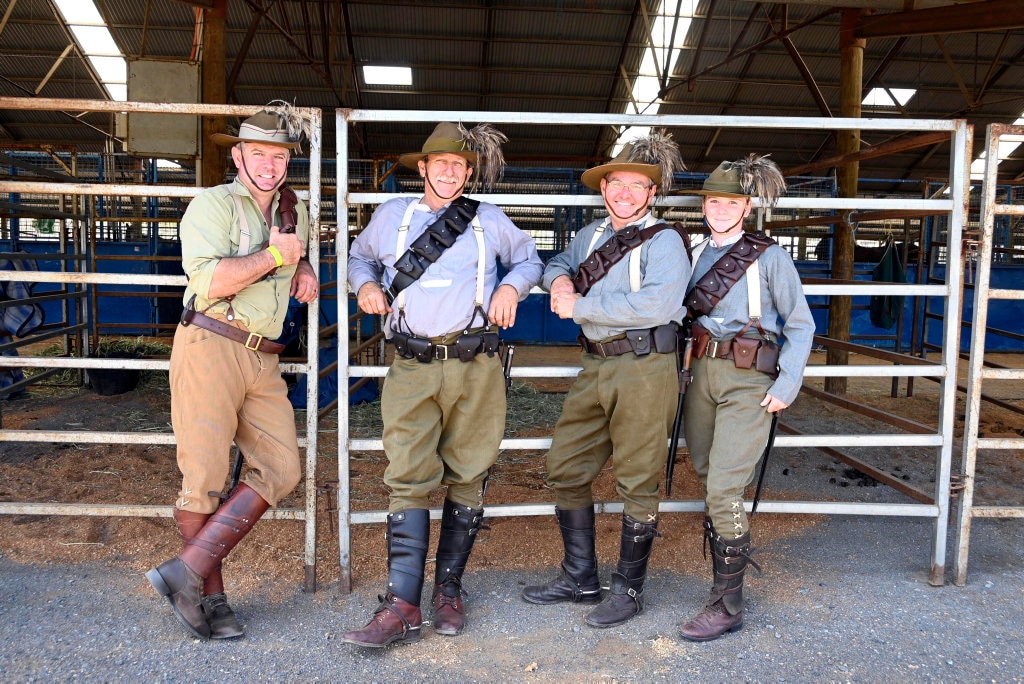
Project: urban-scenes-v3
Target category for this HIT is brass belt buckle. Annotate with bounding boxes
[435,344,450,361]
[245,332,263,351]
[706,339,720,358]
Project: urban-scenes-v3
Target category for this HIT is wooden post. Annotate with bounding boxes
[200,0,228,188]
[825,9,865,395]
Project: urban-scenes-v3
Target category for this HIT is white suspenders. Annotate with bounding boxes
[584,214,660,293]
[393,200,486,313]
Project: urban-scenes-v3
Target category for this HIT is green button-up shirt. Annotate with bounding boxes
[180,178,309,339]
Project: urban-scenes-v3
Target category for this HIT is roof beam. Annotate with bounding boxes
[784,131,951,176]
[0,0,18,38]
[771,5,832,118]
[167,0,218,9]
[856,0,1024,38]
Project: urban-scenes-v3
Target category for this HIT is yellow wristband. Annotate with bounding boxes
[266,246,284,268]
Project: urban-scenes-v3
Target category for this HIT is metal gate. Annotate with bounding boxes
[0,97,323,592]
[953,122,1024,586]
[336,109,969,591]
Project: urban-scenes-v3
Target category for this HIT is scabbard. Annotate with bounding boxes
[665,393,684,497]
[750,412,780,516]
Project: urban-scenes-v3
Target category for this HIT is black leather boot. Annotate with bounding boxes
[584,514,658,628]
[342,509,430,647]
[431,499,484,636]
[522,506,602,604]
[147,484,269,640]
[680,519,759,642]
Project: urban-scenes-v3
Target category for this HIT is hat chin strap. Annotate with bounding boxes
[239,154,286,195]
[425,174,468,203]
[705,215,745,235]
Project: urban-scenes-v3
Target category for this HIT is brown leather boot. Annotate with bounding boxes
[342,593,423,648]
[342,509,429,648]
[173,509,243,639]
[522,506,602,605]
[147,484,269,640]
[431,500,483,636]
[680,523,757,642]
[431,583,465,636]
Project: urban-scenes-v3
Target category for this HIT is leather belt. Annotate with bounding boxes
[579,323,679,358]
[695,335,736,360]
[579,336,635,358]
[389,329,500,364]
[181,308,286,355]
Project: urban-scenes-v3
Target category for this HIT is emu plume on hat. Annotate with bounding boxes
[210,100,311,153]
[581,130,686,195]
[399,122,509,190]
[694,154,786,207]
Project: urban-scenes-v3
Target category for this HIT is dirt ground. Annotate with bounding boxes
[1,345,1023,602]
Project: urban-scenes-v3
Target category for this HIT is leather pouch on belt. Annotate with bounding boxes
[651,323,678,353]
[755,339,781,378]
[391,330,415,359]
[455,333,482,362]
[626,328,652,356]
[407,336,434,363]
[481,331,501,357]
[731,336,759,369]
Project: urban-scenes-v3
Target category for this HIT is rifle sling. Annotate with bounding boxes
[571,222,686,296]
[683,231,776,317]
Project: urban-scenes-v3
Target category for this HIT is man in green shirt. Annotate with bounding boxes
[146,102,318,641]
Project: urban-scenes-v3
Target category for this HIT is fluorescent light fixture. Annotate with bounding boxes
[53,0,127,101]
[862,88,915,108]
[363,66,412,86]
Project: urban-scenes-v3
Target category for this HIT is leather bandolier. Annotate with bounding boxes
[384,197,480,304]
[571,222,689,296]
[684,230,775,318]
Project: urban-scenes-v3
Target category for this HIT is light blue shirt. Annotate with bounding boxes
[348,196,542,338]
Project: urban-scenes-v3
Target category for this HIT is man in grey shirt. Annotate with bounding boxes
[522,132,689,629]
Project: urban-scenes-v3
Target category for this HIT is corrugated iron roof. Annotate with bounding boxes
[0,0,1021,184]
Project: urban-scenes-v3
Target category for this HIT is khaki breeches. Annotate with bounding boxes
[544,351,677,521]
[381,353,506,513]
[170,319,301,514]
[683,355,774,538]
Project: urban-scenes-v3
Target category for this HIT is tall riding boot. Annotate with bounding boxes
[173,509,244,640]
[342,508,430,648]
[680,519,757,642]
[146,484,269,639]
[522,506,602,604]
[431,499,484,636]
[584,514,659,628]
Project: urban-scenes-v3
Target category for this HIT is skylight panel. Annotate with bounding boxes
[53,0,103,24]
[862,88,916,108]
[969,114,1024,180]
[363,66,412,86]
[53,0,127,101]
[613,1,694,154]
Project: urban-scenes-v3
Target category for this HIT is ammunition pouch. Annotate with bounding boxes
[389,328,500,364]
[692,322,780,379]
